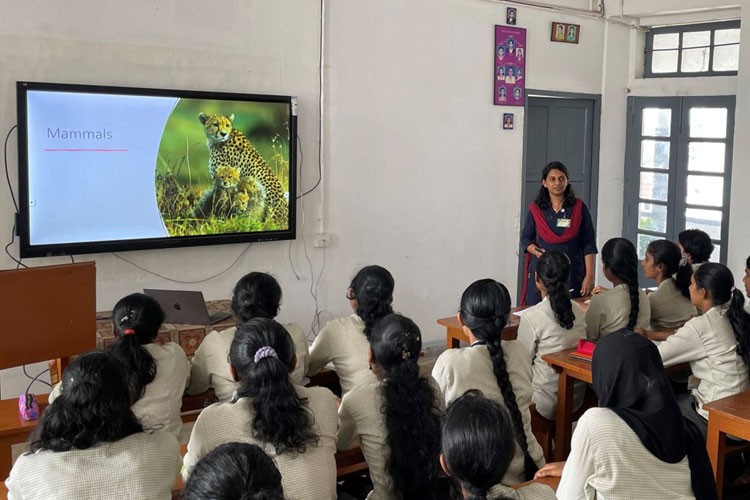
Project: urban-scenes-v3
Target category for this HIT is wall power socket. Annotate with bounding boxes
[313,233,331,248]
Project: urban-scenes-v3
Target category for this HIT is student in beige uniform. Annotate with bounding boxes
[183,318,338,500]
[657,263,750,439]
[536,330,716,500]
[6,351,181,500]
[641,239,697,332]
[674,229,714,300]
[441,391,556,500]
[307,265,393,394]
[517,250,586,420]
[187,272,308,402]
[586,238,650,340]
[183,442,285,500]
[49,293,189,438]
[432,279,545,485]
[338,314,445,500]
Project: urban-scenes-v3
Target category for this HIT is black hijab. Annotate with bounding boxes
[592,329,717,500]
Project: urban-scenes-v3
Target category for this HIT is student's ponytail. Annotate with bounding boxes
[460,279,538,480]
[695,263,750,367]
[110,293,162,402]
[601,238,640,329]
[537,250,575,329]
[349,265,395,340]
[230,318,318,454]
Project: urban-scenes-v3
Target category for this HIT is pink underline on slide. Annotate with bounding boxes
[43,148,129,152]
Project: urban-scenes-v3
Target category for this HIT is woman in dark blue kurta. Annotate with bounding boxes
[520,162,597,306]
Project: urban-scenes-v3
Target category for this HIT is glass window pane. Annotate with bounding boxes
[641,140,670,170]
[642,109,671,137]
[682,31,710,48]
[637,234,662,259]
[715,29,740,45]
[639,203,668,232]
[688,142,725,173]
[653,33,679,49]
[713,45,739,71]
[652,50,678,73]
[681,47,710,72]
[710,244,720,263]
[686,175,723,207]
[689,108,727,139]
[685,208,722,240]
[640,172,669,201]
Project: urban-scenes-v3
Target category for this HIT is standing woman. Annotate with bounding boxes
[675,229,714,299]
[432,279,545,485]
[520,161,597,305]
[338,314,445,500]
[6,352,181,500]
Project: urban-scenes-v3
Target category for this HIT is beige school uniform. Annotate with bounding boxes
[517,298,587,420]
[431,341,545,485]
[557,408,695,500]
[658,304,750,418]
[183,385,338,500]
[187,323,309,402]
[585,284,650,340]
[649,279,697,330]
[489,483,558,500]
[307,314,377,394]
[5,431,181,500]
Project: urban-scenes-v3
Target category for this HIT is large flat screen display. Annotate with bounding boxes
[16,82,297,258]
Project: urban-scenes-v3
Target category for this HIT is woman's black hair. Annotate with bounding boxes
[110,293,163,402]
[183,442,285,500]
[534,161,577,209]
[230,318,318,454]
[370,314,444,500]
[231,272,282,322]
[349,265,395,341]
[537,250,575,329]
[646,239,682,277]
[459,279,537,480]
[601,238,640,330]
[442,390,515,500]
[30,351,142,453]
[676,229,715,298]
[694,263,750,367]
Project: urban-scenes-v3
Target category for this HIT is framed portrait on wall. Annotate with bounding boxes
[551,22,580,44]
[494,25,526,107]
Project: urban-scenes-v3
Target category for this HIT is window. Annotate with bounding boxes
[645,21,740,77]
[623,96,735,279]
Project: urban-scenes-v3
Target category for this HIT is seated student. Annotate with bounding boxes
[517,250,587,420]
[641,239,697,332]
[675,229,714,299]
[6,351,181,500]
[183,318,338,500]
[338,314,446,500]
[744,254,750,303]
[441,390,556,500]
[657,263,750,439]
[307,265,393,394]
[187,272,308,402]
[432,279,545,485]
[535,329,716,500]
[183,442,285,500]
[585,238,650,340]
[49,293,189,437]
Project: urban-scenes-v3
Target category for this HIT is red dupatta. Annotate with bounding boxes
[520,198,583,305]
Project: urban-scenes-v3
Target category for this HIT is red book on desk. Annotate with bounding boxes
[569,339,596,361]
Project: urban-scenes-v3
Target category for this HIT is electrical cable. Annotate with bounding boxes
[23,365,52,393]
[4,125,27,268]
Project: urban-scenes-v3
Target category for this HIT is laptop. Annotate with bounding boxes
[143,289,232,325]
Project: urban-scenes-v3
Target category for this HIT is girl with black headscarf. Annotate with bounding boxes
[534,329,717,500]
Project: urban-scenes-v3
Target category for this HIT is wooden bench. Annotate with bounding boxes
[703,391,750,499]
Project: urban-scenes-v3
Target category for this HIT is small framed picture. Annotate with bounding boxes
[503,113,514,130]
[506,7,517,25]
[551,22,580,44]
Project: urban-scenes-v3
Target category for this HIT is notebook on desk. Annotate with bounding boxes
[143,289,232,325]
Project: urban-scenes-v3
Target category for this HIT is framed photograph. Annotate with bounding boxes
[502,113,514,130]
[551,22,580,44]
[494,25,526,107]
[506,7,517,25]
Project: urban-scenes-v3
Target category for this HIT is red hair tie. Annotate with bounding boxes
[122,328,136,336]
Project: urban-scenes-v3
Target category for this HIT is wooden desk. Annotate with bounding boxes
[704,391,750,499]
[0,394,49,483]
[512,475,560,492]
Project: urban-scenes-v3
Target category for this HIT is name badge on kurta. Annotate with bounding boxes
[557,218,571,228]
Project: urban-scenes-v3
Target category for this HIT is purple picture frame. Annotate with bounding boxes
[494,25,526,107]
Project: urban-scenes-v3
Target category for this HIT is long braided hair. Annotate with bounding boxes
[537,250,575,329]
[349,265,395,340]
[601,238,641,329]
[459,279,538,480]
